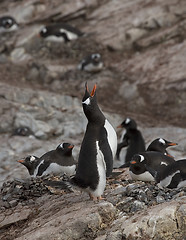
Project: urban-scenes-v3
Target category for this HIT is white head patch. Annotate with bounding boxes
[161,161,168,166]
[59,143,64,149]
[125,118,131,124]
[42,27,47,33]
[30,156,36,162]
[92,53,101,60]
[139,155,145,162]
[82,97,90,105]
[159,138,165,145]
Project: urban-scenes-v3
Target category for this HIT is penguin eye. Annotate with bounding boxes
[82,97,91,105]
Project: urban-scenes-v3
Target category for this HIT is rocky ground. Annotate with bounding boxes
[0,0,186,239]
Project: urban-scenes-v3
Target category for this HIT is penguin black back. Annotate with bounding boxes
[146,159,186,189]
[129,151,176,182]
[117,117,145,168]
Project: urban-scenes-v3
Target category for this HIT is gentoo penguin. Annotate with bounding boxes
[70,83,117,200]
[146,159,186,189]
[78,53,103,72]
[17,143,77,177]
[129,151,175,182]
[147,138,177,158]
[13,126,34,137]
[39,23,83,42]
[117,118,145,168]
[0,16,18,33]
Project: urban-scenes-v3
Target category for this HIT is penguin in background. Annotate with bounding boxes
[39,23,83,43]
[117,117,145,168]
[70,83,117,201]
[145,159,186,189]
[0,16,18,33]
[147,137,177,158]
[17,143,76,177]
[78,53,103,73]
[129,151,175,182]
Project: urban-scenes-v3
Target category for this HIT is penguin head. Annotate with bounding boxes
[56,142,74,156]
[0,16,18,32]
[117,117,137,129]
[158,138,177,148]
[129,154,146,174]
[13,126,33,136]
[91,53,101,63]
[39,26,49,38]
[17,155,39,174]
[82,82,98,115]
[147,138,177,156]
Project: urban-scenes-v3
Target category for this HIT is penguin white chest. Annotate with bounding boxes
[90,141,106,197]
[104,120,117,158]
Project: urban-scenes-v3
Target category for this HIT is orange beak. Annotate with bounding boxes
[17,159,24,163]
[90,84,96,97]
[168,142,177,146]
[117,124,122,128]
[68,144,74,149]
[130,161,137,164]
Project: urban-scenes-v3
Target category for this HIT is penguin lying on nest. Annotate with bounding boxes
[145,159,186,189]
[17,143,77,177]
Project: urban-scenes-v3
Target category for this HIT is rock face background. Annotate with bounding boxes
[0,0,186,239]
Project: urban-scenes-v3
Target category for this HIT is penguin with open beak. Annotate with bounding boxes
[70,83,117,201]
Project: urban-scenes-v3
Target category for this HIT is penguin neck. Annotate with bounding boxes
[84,105,105,124]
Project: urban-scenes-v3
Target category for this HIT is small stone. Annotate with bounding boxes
[9,200,18,208]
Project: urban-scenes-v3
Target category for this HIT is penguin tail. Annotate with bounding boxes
[119,162,130,168]
[43,179,74,192]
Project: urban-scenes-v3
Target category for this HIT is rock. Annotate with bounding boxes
[10,47,32,63]
[0,207,32,229]
[121,198,186,240]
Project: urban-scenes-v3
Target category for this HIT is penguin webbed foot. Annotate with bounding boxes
[89,193,105,202]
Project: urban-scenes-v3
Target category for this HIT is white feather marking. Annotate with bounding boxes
[82,97,90,105]
[104,119,117,158]
[32,159,44,177]
[30,156,36,162]
[158,170,180,188]
[161,162,168,166]
[159,138,165,144]
[59,29,78,40]
[139,155,145,162]
[41,163,76,177]
[129,170,155,182]
[0,24,18,32]
[125,118,131,124]
[89,141,106,197]
[44,35,65,42]
[83,62,103,72]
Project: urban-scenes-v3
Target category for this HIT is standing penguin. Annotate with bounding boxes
[18,143,76,177]
[117,118,145,168]
[71,83,117,200]
[147,138,177,158]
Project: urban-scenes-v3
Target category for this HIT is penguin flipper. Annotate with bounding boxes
[116,141,128,159]
[145,164,158,182]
